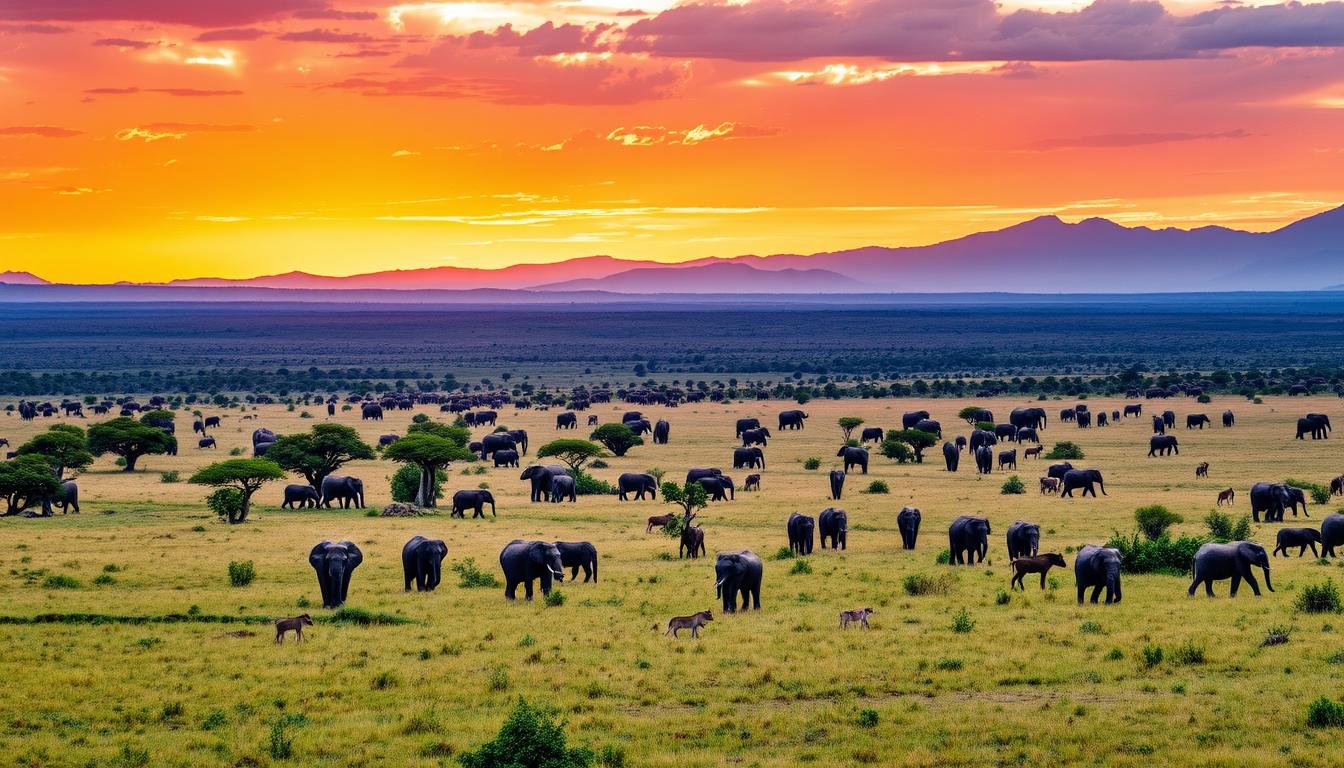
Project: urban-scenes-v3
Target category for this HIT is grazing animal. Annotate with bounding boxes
[1023,445,1043,460]
[896,506,921,550]
[1009,553,1067,590]
[1331,475,1344,497]
[839,608,873,629]
[680,515,706,559]
[744,473,761,492]
[1040,477,1060,494]
[1189,541,1273,598]
[665,611,713,638]
[1195,462,1209,478]
[829,469,845,500]
[1217,487,1235,506]
[198,437,216,449]
[587,415,598,426]
[1274,528,1322,558]
[275,614,313,644]
[646,513,677,533]
[998,449,1017,470]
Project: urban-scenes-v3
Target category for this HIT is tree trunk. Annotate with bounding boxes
[235,494,250,524]
[416,465,435,508]
[123,453,139,472]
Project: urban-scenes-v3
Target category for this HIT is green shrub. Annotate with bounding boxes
[935,658,964,671]
[159,470,180,483]
[1196,394,1211,404]
[1044,442,1084,460]
[1307,697,1344,728]
[268,713,305,760]
[206,487,244,522]
[1142,644,1164,668]
[372,671,400,690]
[975,421,995,432]
[995,588,1010,605]
[458,698,594,768]
[803,457,821,470]
[544,589,566,607]
[790,559,813,575]
[863,480,890,494]
[200,709,228,731]
[660,515,684,539]
[857,709,879,728]
[589,459,610,469]
[228,447,243,456]
[1104,531,1204,575]
[935,549,951,565]
[573,471,613,496]
[228,560,256,587]
[391,464,446,504]
[1135,505,1182,540]
[879,439,913,464]
[1296,579,1343,614]
[43,574,80,589]
[1000,475,1025,495]
[1286,479,1332,506]
[903,573,954,596]
[1079,621,1102,634]
[1105,648,1124,661]
[1171,640,1207,665]
[951,609,975,633]
[1203,510,1251,542]
[93,573,116,586]
[771,546,795,561]
[452,558,500,589]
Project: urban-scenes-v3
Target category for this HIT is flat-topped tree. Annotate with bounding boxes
[139,409,175,430]
[16,424,92,480]
[661,480,708,520]
[0,455,63,516]
[838,417,864,441]
[267,423,375,488]
[590,423,643,457]
[191,458,286,524]
[882,429,939,464]
[88,417,177,471]
[384,423,475,507]
[536,439,607,475]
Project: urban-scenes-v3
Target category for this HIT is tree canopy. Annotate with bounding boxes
[138,409,175,430]
[383,429,476,507]
[88,417,177,471]
[16,424,93,480]
[0,455,63,516]
[837,416,864,440]
[536,439,607,474]
[190,458,285,524]
[881,429,939,463]
[589,423,643,457]
[661,480,708,518]
[266,423,375,487]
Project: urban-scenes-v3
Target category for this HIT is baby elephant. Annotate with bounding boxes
[1274,528,1322,558]
[839,607,873,629]
[1009,553,1067,590]
[1039,477,1059,494]
[744,474,761,492]
[665,610,713,638]
[275,614,313,644]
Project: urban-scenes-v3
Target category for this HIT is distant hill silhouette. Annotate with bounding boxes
[0,271,49,285]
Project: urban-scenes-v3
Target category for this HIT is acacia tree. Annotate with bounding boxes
[660,480,708,519]
[266,423,375,488]
[881,429,939,464]
[16,424,93,480]
[958,407,984,425]
[88,417,177,471]
[190,458,285,524]
[0,455,63,516]
[383,427,475,507]
[139,409,175,431]
[536,439,607,475]
[838,416,865,441]
[589,424,643,457]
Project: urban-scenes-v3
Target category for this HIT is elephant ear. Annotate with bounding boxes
[309,541,331,570]
[340,542,364,571]
[1237,541,1263,562]
[435,541,448,557]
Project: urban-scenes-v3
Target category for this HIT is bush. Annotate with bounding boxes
[458,698,594,768]
[803,457,821,470]
[590,459,610,469]
[43,574,80,589]
[935,549,951,565]
[573,471,614,496]
[1286,479,1332,506]
[544,589,566,607]
[1307,697,1344,728]
[995,588,1010,605]
[903,573,954,596]
[878,438,913,464]
[790,559,814,575]
[951,609,975,633]
[1135,505,1182,540]
[1000,475,1025,495]
[391,464,447,504]
[857,709,879,728]
[1142,644,1164,668]
[1171,640,1207,665]
[1203,510,1251,542]
[1196,394,1211,404]
[228,560,256,587]
[771,546,795,561]
[660,515,684,539]
[206,487,244,522]
[1297,579,1343,614]
[863,480,890,494]
[269,714,305,760]
[159,470,180,483]
[452,558,500,589]
[1105,531,1204,575]
[1044,442,1085,460]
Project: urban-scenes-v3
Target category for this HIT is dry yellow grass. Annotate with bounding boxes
[2,395,1343,766]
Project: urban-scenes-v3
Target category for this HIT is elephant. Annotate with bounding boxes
[521,464,570,502]
[1076,411,1092,428]
[452,489,496,518]
[479,433,516,460]
[379,434,399,447]
[897,506,921,550]
[549,475,577,503]
[1123,404,1142,418]
[1274,528,1322,558]
[954,435,967,451]
[715,550,763,612]
[555,541,598,583]
[281,483,319,509]
[193,419,206,435]
[1186,414,1210,429]
[402,535,448,592]
[686,467,722,485]
[204,416,221,428]
[506,429,529,455]
[624,418,653,436]
[309,540,363,608]
[327,402,336,417]
[1322,514,1344,557]
[1015,427,1040,444]
[914,419,942,437]
[1061,469,1105,497]
[787,513,815,555]
[735,418,761,438]
[819,507,847,550]
[556,412,578,429]
[617,472,658,501]
[1222,410,1235,427]
[652,420,670,444]
[994,424,1018,442]
[499,540,565,600]
[836,446,868,474]
[1060,408,1076,423]
[901,410,930,429]
[198,437,217,449]
[42,480,79,515]
[1152,415,1166,435]
[948,516,991,565]
[974,444,993,474]
[942,441,959,472]
[493,449,520,468]
[1250,482,1293,523]
[1074,545,1121,604]
[778,410,809,430]
[1162,410,1176,429]
[252,428,277,446]
[361,404,383,421]
[1010,407,1048,430]
[829,469,845,500]
[1006,521,1040,559]
[733,447,765,470]
[698,475,734,501]
[998,449,1017,470]
[1286,487,1309,518]
[741,427,771,447]
[860,427,884,443]
[1188,541,1273,597]
[1148,435,1179,457]
[969,429,998,451]
[1096,412,1109,427]
[621,411,643,423]
[1297,413,1331,440]
[319,475,364,509]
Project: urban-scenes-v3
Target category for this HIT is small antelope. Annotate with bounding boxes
[744,474,761,492]
[1039,477,1059,494]
[275,614,313,644]
[1009,553,1067,590]
[839,607,873,629]
[1217,487,1235,506]
[646,513,677,533]
[1023,445,1043,460]
[665,610,713,638]
[1195,462,1209,478]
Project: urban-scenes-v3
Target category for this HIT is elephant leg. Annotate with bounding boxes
[1187,577,1199,596]
[505,579,518,600]
[524,578,535,600]
[1090,584,1102,603]
[1229,574,1241,597]
[1244,571,1261,596]
[1311,543,1320,557]
[1010,572,1022,590]
[1039,571,1047,590]
[570,565,580,581]
[1077,584,1086,604]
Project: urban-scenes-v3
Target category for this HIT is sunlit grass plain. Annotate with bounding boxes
[3,395,1344,766]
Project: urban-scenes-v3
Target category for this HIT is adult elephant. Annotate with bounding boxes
[379,434,400,447]
[1162,410,1176,429]
[624,418,653,436]
[741,427,771,447]
[965,408,993,425]
[942,441,959,472]
[1148,435,1179,457]
[1074,545,1121,604]
[499,540,565,600]
[1274,528,1322,558]
[1297,413,1331,440]
[1186,414,1210,429]
[974,444,993,474]
[309,541,363,608]
[1189,541,1273,597]
[42,480,79,515]
[860,427,884,443]
[319,475,364,509]
[506,429,529,455]
[914,419,942,438]
[778,410,809,430]
[1015,427,1040,444]
[252,428,277,446]
[1096,412,1109,427]
[897,507,920,550]
[994,424,1017,442]
[617,473,658,501]
[549,475,577,503]
[652,420,670,444]
[493,449,520,468]
[521,464,569,503]
[699,475,734,501]
[1010,407,1048,430]
[819,507,847,550]
[715,550,763,613]
[402,535,448,592]
[479,433,516,460]
[1152,415,1166,435]
[451,489,496,518]
[1076,411,1092,429]
[1123,404,1142,418]
[1061,469,1105,497]
[361,404,383,421]
[281,483,319,509]
[735,418,761,438]
[836,446,868,474]
[1222,410,1235,428]
[733,447,765,470]
[1059,408,1076,423]
[686,467,722,485]
[829,469,845,500]
[948,516,991,565]
[1250,482,1292,523]
[555,541,598,583]
[901,410,930,429]
[1006,521,1040,559]
[969,429,998,451]
[555,412,577,430]
[787,513,815,555]
[1322,514,1344,557]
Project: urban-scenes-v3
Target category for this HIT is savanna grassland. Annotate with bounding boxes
[3,395,1344,767]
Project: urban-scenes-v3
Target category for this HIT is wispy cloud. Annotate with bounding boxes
[603,122,781,147]
[86,86,243,97]
[0,125,81,138]
[115,123,255,142]
[1025,129,1252,151]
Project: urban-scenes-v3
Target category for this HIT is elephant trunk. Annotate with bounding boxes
[1262,565,1274,592]
[1097,479,1107,496]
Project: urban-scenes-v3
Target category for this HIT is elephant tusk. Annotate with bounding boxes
[714,578,725,588]
[550,568,564,577]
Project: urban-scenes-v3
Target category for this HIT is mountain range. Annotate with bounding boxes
[5,205,1343,295]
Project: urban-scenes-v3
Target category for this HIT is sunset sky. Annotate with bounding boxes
[2,0,1343,282]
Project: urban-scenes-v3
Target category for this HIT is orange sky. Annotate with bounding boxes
[2,0,1342,282]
